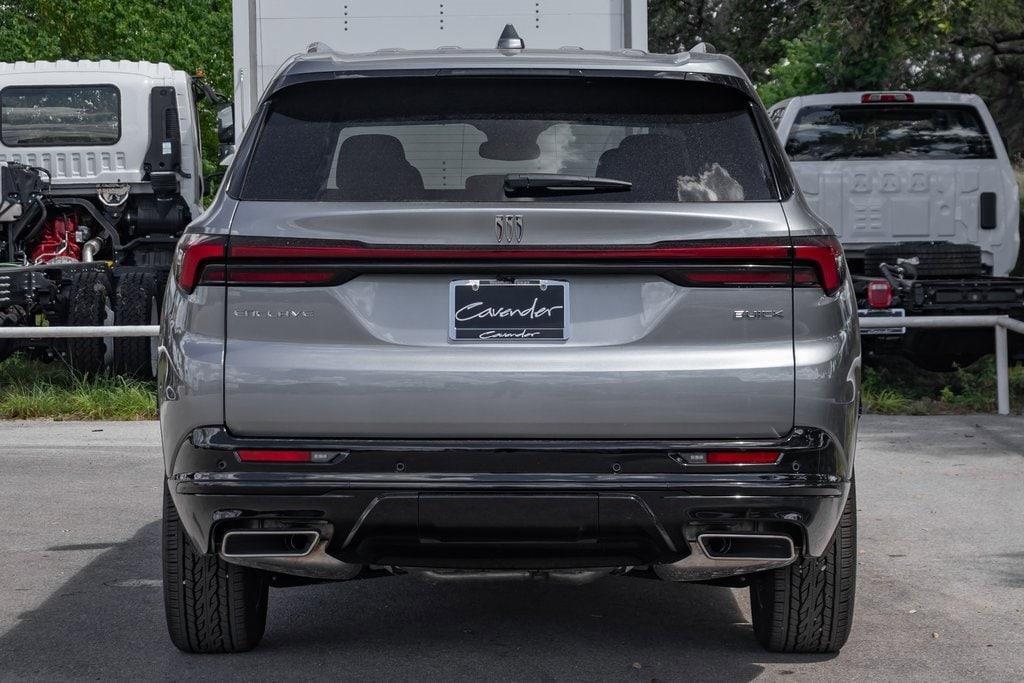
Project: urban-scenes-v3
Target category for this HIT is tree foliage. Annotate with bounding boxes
[0,0,232,178]
[1,1,1023,158]
[650,0,1024,156]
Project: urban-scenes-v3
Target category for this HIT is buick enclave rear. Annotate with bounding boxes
[159,47,859,654]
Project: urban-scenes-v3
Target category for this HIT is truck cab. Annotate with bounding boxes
[0,60,204,375]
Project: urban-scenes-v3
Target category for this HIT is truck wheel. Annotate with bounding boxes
[749,481,856,653]
[113,272,159,379]
[66,270,109,375]
[162,484,268,653]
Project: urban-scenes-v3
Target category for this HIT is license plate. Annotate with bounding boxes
[449,279,568,341]
[858,308,906,335]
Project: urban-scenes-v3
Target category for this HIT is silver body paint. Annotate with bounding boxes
[160,47,859,491]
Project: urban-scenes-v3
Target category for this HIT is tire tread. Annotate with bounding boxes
[751,483,856,653]
[66,269,108,375]
[162,485,267,653]
[113,271,157,379]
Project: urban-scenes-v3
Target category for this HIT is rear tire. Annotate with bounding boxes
[162,484,268,653]
[65,269,109,375]
[749,482,857,653]
[113,272,159,379]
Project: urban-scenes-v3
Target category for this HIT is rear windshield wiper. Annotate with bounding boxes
[503,173,632,197]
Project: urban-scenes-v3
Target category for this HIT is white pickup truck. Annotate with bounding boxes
[770,91,1023,367]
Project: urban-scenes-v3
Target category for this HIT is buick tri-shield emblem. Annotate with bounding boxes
[496,214,524,243]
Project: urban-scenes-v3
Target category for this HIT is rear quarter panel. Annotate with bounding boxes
[158,194,235,475]
[784,194,860,468]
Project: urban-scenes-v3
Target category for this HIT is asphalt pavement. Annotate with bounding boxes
[0,415,1022,681]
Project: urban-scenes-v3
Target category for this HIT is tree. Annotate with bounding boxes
[935,0,1024,157]
[758,0,952,102]
[756,0,1024,156]
[649,0,816,82]
[2,1,1022,158]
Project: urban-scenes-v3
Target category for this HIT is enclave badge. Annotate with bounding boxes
[233,309,315,319]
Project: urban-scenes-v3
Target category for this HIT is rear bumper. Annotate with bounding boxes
[854,275,1024,316]
[168,427,852,579]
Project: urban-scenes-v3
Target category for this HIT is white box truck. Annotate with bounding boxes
[229,0,648,144]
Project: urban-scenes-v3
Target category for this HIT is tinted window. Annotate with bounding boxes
[1,85,120,146]
[239,78,776,202]
[785,104,995,161]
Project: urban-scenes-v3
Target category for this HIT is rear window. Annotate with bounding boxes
[785,104,995,161]
[0,85,121,147]
[238,77,776,202]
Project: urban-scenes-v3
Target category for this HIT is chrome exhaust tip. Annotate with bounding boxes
[221,530,320,559]
[697,533,796,562]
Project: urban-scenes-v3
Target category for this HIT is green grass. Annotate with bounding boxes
[0,354,156,420]
[1,351,1022,420]
[862,355,1024,415]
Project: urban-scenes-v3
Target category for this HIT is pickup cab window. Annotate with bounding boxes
[785,104,995,161]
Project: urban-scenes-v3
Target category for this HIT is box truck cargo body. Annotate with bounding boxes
[230,0,648,142]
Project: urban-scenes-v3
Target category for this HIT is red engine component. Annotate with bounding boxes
[31,214,82,264]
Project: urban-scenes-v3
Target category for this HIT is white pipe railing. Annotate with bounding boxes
[0,325,159,339]
[1,316,1020,414]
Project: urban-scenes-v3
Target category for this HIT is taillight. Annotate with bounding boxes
[792,236,845,295]
[174,234,226,293]
[861,92,914,103]
[705,450,781,465]
[189,236,846,295]
[226,241,797,262]
[224,267,341,286]
[866,279,894,308]
[675,268,794,286]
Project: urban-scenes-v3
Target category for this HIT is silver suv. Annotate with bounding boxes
[159,38,860,654]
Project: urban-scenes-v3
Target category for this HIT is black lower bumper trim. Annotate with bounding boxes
[168,426,850,572]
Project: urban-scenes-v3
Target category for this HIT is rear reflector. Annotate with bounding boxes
[237,449,311,463]
[861,92,914,103]
[705,450,781,465]
[866,280,894,308]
